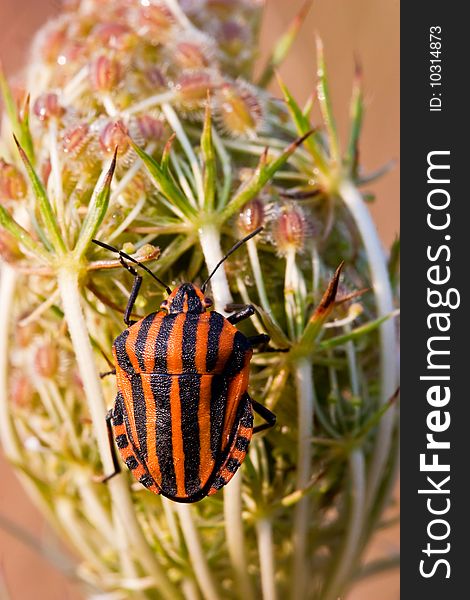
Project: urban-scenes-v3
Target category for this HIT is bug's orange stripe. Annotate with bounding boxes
[195,314,210,373]
[215,321,235,372]
[144,314,163,372]
[125,322,142,373]
[166,313,185,373]
[222,366,251,449]
[198,375,214,485]
[170,376,186,497]
[142,376,161,483]
[115,365,141,450]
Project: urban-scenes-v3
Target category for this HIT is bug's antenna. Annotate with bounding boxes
[201,227,264,292]
[92,239,172,294]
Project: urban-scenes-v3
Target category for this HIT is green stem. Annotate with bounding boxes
[338,180,398,511]
[291,357,315,600]
[256,517,277,600]
[175,505,220,600]
[322,450,366,600]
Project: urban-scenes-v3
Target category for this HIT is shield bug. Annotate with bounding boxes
[94,227,276,503]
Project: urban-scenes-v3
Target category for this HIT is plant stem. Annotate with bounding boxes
[0,264,22,461]
[291,357,315,600]
[175,504,219,600]
[338,180,398,510]
[256,517,277,600]
[198,223,233,314]
[224,472,255,600]
[322,449,366,600]
[57,267,179,600]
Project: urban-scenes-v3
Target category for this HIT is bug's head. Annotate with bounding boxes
[160,283,213,314]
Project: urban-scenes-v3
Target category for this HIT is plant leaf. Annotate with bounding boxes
[221,130,313,221]
[257,0,314,88]
[345,59,364,176]
[130,138,196,218]
[201,102,216,212]
[0,66,35,163]
[13,136,65,253]
[317,310,400,352]
[276,73,328,175]
[0,205,50,262]
[74,149,116,259]
[316,37,340,163]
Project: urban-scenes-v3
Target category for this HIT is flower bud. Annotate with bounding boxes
[173,41,210,69]
[92,23,136,50]
[145,67,166,88]
[215,81,263,137]
[10,374,35,407]
[33,93,64,122]
[136,115,164,142]
[63,123,90,155]
[272,205,310,255]
[138,3,174,41]
[99,120,129,156]
[0,159,27,201]
[35,343,59,378]
[90,55,122,92]
[238,198,265,235]
[175,71,214,108]
[40,26,67,64]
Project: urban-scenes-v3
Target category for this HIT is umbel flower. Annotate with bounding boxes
[0,1,399,599]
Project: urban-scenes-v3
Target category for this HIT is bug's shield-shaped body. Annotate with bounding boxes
[111,310,254,502]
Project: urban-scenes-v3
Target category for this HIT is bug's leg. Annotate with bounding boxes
[226,304,255,325]
[97,409,122,483]
[208,395,254,496]
[250,397,277,434]
[100,369,116,379]
[247,333,270,347]
[119,257,143,326]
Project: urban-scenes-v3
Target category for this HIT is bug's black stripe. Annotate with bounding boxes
[135,313,156,372]
[152,374,177,496]
[235,436,250,452]
[182,315,198,373]
[179,374,201,496]
[154,315,176,372]
[131,374,148,459]
[209,375,228,460]
[225,331,251,377]
[112,392,125,426]
[114,329,134,373]
[206,312,224,372]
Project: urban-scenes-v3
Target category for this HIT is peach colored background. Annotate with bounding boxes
[0,1,399,598]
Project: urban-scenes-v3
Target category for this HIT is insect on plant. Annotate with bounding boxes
[93,227,277,503]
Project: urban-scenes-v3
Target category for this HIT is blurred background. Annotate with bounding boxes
[0,0,399,598]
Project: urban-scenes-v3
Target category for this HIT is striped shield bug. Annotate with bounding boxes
[93,227,277,503]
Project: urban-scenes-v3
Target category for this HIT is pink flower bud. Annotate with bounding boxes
[174,42,209,69]
[272,206,310,255]
[10,374,34,407]
[90,55,122,92]
[35,343,59,378]
[145,67,166,88]
[33,93,64,122]
[175,71,214,108]
[40,26,68,64]
[63,123,90,155]
[92,23,136,50]
[0,159,27,201]
[99,120,129,156]
[138,3,174,40]
[238,198,265,235]
[136,115,164,141]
